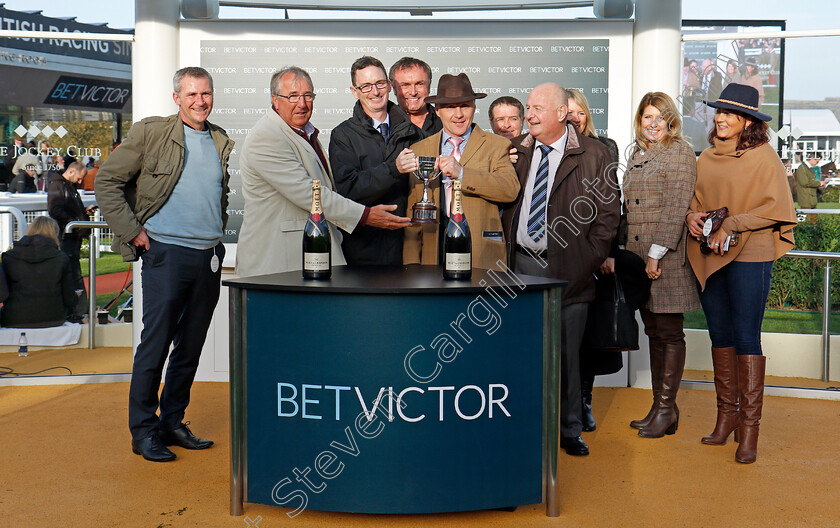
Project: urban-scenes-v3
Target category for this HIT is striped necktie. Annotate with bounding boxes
[527,145,552,242]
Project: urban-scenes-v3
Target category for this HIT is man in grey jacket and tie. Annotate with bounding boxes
[236,66,412,278]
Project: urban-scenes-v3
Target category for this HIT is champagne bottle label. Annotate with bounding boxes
[445,253,471,271]
[304,252,330,271]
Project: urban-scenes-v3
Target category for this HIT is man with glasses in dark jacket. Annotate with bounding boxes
[329,56,423,265]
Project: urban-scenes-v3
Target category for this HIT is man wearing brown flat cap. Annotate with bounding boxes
[404,73,519,269]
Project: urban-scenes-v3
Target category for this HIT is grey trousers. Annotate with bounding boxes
[515,251,587,437]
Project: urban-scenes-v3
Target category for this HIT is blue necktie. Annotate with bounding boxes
[379,122,390,141]
[527,145,552,242]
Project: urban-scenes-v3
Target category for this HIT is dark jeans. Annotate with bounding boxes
[697,261,773,356]
[60,236,85,293]
[128,239,224,440]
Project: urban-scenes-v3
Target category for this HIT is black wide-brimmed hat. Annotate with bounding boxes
[424,73,487,105]
[613,250,651,310]
[703,82,772,122]
[591,249,651,310]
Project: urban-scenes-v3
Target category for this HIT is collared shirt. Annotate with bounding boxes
[516,128,569,252]
[290,120,317,139]
[289,119,329,174]
[440,124,474,181]
[371,115,391,131]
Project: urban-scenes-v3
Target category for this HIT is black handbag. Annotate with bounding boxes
[583,272,639,352]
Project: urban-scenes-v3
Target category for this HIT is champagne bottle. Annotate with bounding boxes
[302,180,331,279]
[443,180,472,280]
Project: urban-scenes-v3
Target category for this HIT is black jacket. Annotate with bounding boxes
[1,143,15,186]
[10,172,36,193]
[1,235,76,328]
[329,100,423,265]
[419,103,442,138]
[47,172,89,240]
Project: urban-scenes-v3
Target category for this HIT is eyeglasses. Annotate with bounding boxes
[275,93,316,104]
[355,80,389,93]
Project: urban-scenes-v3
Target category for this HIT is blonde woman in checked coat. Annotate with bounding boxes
[623,92,700,439]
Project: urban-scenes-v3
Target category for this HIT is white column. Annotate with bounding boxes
[631,0,682,107]
[131,0,180,352]
[629,0,682,389]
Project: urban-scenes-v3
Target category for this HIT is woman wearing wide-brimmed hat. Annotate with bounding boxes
[686,83,796,463]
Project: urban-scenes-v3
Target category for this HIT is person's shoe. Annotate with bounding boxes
[560,436,590,456]
[159,422,214,450]
[132,434,176,462]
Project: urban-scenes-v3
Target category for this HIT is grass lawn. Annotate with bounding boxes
[80,251,131,277]
[685,308,840,335]
[94,291,131,318]
[793,202,840,210]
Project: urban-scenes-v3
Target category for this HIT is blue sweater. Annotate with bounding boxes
[145,125,223,249]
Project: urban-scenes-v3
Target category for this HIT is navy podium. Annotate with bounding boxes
[224,265,565,517]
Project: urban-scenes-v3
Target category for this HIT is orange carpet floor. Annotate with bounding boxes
[1,382,838,527]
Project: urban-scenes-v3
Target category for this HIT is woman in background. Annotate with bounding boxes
[1,216,76,328]
[566,88,620,432]
[566,88,618,164]
[724,60,741,87]
[686,84,796,463]
[740,60,765,107]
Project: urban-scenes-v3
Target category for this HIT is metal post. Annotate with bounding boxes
[230,286,245,516]
[89,229,97,349]
[543,287,562,517]
[134,0,179,360]
[823,260,831,382]
[65,221,110,349]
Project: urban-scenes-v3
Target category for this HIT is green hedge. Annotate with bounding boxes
[821,187,840,203]
[769,215,840,310]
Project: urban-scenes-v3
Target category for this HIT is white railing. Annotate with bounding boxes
[783,148,840,164]
[0,192,112,251]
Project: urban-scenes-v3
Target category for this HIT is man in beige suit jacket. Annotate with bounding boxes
[237,67,411,278]
[404,73,519,270]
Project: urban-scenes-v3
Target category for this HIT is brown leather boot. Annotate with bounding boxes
[701,347,741,445]
[638,342,686,438]
[735,355,766,464]
[630,340,664,430]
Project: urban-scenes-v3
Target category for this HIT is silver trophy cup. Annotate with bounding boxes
[411,155,441,224]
